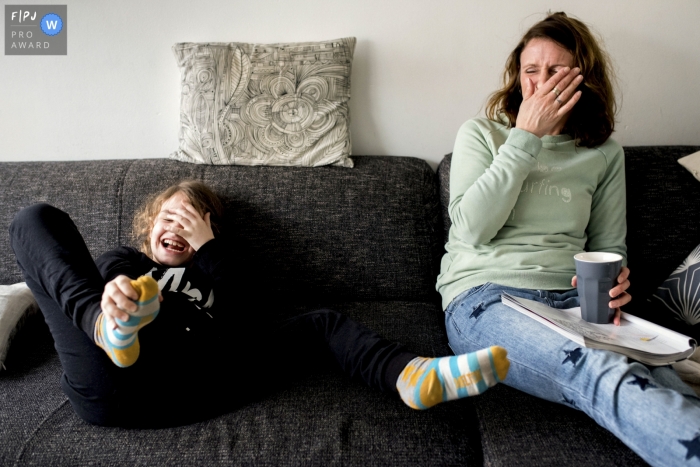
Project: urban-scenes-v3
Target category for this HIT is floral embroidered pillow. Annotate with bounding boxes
[651,245,700,334]
[170,38,355,167]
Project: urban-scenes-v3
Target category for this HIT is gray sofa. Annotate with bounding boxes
[1,147,698,466]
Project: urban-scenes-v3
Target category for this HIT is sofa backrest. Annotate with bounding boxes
[0,156,444,304]
[437,145,700,318]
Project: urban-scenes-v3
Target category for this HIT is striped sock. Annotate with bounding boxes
[95,276,160,368]
[397,346,509,410]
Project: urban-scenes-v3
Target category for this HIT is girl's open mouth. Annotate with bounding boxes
[162,239,186,252]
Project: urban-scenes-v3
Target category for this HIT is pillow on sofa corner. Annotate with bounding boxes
[170,37,355,168]
[678,150,700,182]
[0,283,39,371]
[650,244,700,338]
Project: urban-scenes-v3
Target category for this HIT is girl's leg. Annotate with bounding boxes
[275,309,509,409]
[274,309,416,393]
[445,283,700,467]
[9,204,260,427]
[9,204,121,425]
[10,204,104,334]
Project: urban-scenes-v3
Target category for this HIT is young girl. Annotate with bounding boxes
[10,180,509,428]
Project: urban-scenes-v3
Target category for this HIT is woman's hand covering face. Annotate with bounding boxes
[516,38,583,137]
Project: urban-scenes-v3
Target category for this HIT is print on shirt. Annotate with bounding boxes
[510,161,573,222]
[520,160,571,203]
[146,267,214,309]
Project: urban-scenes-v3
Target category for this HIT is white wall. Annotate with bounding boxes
[2,0,699,168]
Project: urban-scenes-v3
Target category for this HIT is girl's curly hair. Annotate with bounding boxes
[132,180,224,258]
[485,12,617,147]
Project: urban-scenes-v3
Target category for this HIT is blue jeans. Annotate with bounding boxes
[445,283,700,467]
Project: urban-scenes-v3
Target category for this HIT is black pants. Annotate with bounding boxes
[9,204,416,428]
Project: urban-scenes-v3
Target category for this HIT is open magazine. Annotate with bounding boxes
[501,293,697,366]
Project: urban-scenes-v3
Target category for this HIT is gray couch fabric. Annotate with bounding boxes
[2,148,698,465]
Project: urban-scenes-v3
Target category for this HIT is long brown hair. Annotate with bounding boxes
[132,180,224,258]
[485,12,617,147]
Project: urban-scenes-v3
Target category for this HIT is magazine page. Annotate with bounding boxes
[500,294,585,345]
[501,293,695,356]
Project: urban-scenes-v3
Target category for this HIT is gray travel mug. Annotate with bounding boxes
[574,252,623,324]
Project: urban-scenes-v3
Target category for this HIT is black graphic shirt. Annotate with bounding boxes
[95,238,243,339]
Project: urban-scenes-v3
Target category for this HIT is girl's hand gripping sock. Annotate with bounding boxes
[95,276,160,368]
[397,346,510,409]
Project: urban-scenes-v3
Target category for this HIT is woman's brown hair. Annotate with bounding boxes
[485,12,617,147]
[132,180,224,258]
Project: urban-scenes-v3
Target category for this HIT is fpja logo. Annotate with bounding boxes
[5,5,67,55]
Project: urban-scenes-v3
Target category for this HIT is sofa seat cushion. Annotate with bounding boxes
[473,384,647,466]
[1,300,483,466]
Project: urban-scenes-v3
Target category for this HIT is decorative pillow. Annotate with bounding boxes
[170,38,356,168]
[651,245,700,332]
[0,283,39,371]
[678,151,700,182]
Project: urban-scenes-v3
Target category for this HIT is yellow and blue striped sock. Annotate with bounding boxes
[397,346,509,410]
[95,276,160,368]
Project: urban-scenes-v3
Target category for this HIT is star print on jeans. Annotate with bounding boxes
[562,348,583,365]
[679,434,700,460]
[627,375,657,391]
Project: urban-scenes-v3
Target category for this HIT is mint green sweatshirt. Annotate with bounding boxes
[437,117,627,310]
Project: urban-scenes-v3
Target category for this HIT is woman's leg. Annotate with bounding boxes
[9,204,121,425]
[445,283,700,467]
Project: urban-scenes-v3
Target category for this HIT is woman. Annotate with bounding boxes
[439,11,700,466]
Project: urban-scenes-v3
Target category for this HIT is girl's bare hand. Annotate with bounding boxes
[101,275,162,330]
[163,202,214,251]
[101,275,137,329]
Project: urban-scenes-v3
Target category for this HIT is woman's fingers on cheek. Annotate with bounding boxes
[561,68,581,87]
[546,67,570,89]
[559,91,581,113]
[561,75,583,99]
